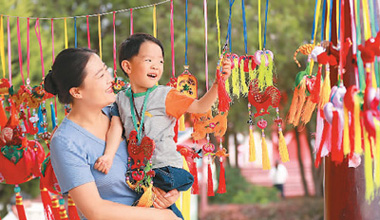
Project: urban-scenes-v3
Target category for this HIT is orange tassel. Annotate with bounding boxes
[68,195,80,220]
[301,96,317,125]
[40,187,54,220]
[207,163,214,196]
[249,127,256,162]
[217,159,226,194]
[289,81,307,126]
[136,185,154,207]
[278,130,289,163]
[261,136,271,170]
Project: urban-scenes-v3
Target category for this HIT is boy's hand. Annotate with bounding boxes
[220,54,232,80]
[94,154,114,174]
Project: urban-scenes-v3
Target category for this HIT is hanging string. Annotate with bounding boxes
[130,9,134,35]
[263,0,269,49]
[320,0,327,42]
[325,0,332,41]
[51,19,55,63]
[226,0,235,52]
[216,0,221,56]
[64,18,68,49]
[368,0,376,36]
[0,15,5,78]
[349,0,359,87]
[86,15,91,49]
[204,0,209,91]
[74,17,77,48]
[354,0,365,90]
[311,0,321,44]
[153,4,157,37]
[170,0,175,77]
[98,14,102,59]
[337,0,341,41]
[7,17,12,85]
[258,0,262,50]
[339,0,345,82]
[373,0,380,33]
[184,0,188,66]
[17,17,25,85]
[113,11,117,78]
[241,0,248,54]
[35,18,46,79]
[27,18,30,86]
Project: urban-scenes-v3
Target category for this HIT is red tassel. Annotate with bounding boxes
[217,69,231,112]
[349,113,355,159]
[217,159,226,194]
[311,65,322,103]
[331,111,343,163]
[0,101,7,128]
[59,204,69,220]
[207,163,214,196]
[315,121,330,168]
[68,196,81,220]
[244,57,249,72]
[40,187,54,220]
[15,195,27,220]
[51,196,61,220]
[173,120,178,143]
[191,162,199,194]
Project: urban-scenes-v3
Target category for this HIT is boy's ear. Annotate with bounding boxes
[121,60,132,76]
[69,87,82,99]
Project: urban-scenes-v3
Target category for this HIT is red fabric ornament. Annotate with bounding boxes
[40,154,61,195]
[248,79,281,117]
[176,145,201,194]
[127,131,155,170]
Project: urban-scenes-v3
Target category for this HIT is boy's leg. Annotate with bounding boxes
[153,166,194,192]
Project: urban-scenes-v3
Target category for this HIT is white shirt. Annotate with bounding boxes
[269,164,288,184]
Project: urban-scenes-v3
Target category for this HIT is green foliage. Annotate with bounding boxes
[209,166,278,205]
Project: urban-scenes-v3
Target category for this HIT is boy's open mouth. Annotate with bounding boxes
[147,73,157,79]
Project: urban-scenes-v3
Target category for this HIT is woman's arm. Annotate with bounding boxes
[69,182,180,220]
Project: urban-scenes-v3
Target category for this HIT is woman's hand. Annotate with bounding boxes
[152,187,180,209]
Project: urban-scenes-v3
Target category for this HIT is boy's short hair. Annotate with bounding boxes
[118,33,164,76]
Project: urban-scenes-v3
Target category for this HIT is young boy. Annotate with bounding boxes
[94,33,231,219]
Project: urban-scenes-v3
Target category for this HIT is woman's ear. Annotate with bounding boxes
[69,87,82,99]
[121,60,132,77]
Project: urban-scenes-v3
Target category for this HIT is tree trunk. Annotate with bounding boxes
[295,128,310,196]
[305,122,324,197]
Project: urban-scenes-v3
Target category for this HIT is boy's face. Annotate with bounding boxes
[122,41,164,93]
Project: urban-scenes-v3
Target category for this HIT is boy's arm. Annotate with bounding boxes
[94,116,123,174]
[187,56,231,114]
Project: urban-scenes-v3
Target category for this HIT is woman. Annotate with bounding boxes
[44,48,180,220]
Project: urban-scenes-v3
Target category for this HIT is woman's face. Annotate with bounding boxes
[77,54,115,108]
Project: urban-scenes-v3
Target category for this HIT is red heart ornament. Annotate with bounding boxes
[305,76,316,93]
[132,170,145,181]
[257,120,268,129]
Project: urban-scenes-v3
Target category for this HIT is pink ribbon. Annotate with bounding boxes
[113,11,117,78]
[87,15,91,49]
[7,16,12,86]
[204,0,209,91]
[27,18,30,86]
[170,0,175,77]
[35,18,45,78]
[17,17,25,85]
[130,9,134,35]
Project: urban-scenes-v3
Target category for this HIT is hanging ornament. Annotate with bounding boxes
[202,141,215,196]
[177,145,201,194]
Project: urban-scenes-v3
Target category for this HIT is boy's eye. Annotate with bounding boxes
[146,59,152,62]
[160,60,164,64]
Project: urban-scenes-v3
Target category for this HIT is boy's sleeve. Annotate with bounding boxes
[110,102,120,117]
[165,89,195,119]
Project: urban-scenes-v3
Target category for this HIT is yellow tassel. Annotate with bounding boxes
[180,157,191,220]
[278,130,289,163]
[319,65,331,109]
[364,129,374,202]
[261,135,271,170]
[249,127,256,162]
[300,96,316,125]
[179,115,186,131]
[257,55,267,91]
[137,184,154,207]
[240,59,249,96]
[343,106,350,156]
[374,119,380,189]
[354,96,363,154]
[248,59,256,81]
[266,58,274,88]
[232,58,240,98]
[225,77,230,97]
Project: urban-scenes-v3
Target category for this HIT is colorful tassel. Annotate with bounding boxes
[68,195,80,220]
[319,65,331,109]
[239,58,248,96]
[40,187,54,220]
[249,126,256,162]
[311,65,322,103]
[217,69,231,112]
[14,186,27,220]
[261,134,271,170]
[217,158,226,194]
[364,129,374,202]
[50,102,57,129]
[374,120,380,188]
[137,184,154,207]
[288,80,307,126]
[59,203,69,220]
[278,130,289,162]
[231,58,240,98]
[354,96,363,154]
[343,106,350,156]
[207,163,214,196]
[178,115,186,131]
[257,55,267,91]
[51,195,61,220]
